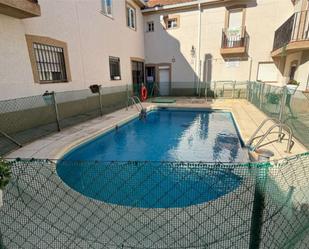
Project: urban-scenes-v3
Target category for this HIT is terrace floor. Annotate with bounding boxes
[7,98,307,160]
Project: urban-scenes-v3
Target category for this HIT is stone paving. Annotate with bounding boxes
[7,98,307,160]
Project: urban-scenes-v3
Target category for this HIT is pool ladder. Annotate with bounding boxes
[127,96,147,119]
[246,118,294,153]
[127,96,144,111]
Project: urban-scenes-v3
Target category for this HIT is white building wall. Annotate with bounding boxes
[144,0,294,87]
[0,0,145,100]
[296,51,309,90]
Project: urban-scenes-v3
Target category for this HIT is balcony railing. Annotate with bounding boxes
[221,26,249,49]
[273,11,309,51]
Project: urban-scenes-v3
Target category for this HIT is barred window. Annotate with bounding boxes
[109,56,121,80]
[33,43,67,82]
[147,21,154,32]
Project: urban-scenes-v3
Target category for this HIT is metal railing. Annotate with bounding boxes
[273,10,309,51]
[221,26,249,49]
[246,118,294,153]
[127,96,144,111]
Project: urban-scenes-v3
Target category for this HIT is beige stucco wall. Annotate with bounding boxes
[282,51,302,83]
[0,0,144,100]
[144,0,294,88]
[296,51,309,90]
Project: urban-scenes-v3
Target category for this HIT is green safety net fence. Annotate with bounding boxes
[0,85,130,156]
[248,82,309,149]
[0,81,308,155]
[0,153,309,249]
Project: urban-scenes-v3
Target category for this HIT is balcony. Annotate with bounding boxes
[221,26,249,57]
[0,0,41,19]
[272,11,309,57]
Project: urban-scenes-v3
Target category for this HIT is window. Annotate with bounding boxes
[109,57,121,80]
[101,0,112,17]
[33,43,67,82]
[127,4,136,30]
[167,18,178,29]
[26,35,71,84]
[257,62,278,82]
[147,21,154,32]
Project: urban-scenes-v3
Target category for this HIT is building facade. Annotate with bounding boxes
[0,0,308,100]
[144,0,309,95]
[0,0,145,100]
[272,0,309,90]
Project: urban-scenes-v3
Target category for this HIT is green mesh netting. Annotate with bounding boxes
[0,153,308,248]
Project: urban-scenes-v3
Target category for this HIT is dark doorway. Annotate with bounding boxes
[132,60,144,96]
[146,66,157,96]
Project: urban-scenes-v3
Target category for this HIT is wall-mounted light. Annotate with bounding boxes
[190,45,196,58]
[172,57,176,63]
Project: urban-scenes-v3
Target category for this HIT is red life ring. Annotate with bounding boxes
[141,86,148,101]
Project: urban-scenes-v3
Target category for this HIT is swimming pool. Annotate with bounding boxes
[57,108,247,208]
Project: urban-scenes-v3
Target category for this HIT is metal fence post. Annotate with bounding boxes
[232,81,236,99]
[278,86,287,141]
[0,230,5,249]
[246,81,250,101]
[126,84,130,110]
[279,86,287,122]
[98,87,103,116]
[205,81,208,101]
[249,163,269,249]
[259,83,264,109]
[250,82,255,102]
[51,92,61,132]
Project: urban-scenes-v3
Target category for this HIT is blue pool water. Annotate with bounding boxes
[57,109,246,208]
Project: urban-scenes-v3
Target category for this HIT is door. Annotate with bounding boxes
[146,66,156,96]
[227,9,243,47]
[228,10,242,29]
[159,68,170,96]
[132,60,144,96]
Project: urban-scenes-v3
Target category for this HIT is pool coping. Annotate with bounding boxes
[57,106,248,162]
[6,100,307,160]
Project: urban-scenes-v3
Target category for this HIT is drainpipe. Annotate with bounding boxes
[248,57,253,82]
[196,2,202,96]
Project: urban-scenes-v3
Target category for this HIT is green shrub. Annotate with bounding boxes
[266,93,280,104]
[0,159,11,190]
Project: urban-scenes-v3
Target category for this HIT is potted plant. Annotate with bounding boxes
[286,80,299,94]
[0,159,11,208]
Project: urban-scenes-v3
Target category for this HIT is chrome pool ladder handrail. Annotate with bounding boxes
[128,96,144,112]
[246,118,280,146]
[246,118,294,153]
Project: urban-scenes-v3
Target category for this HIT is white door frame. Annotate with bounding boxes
[157,63,171,96]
